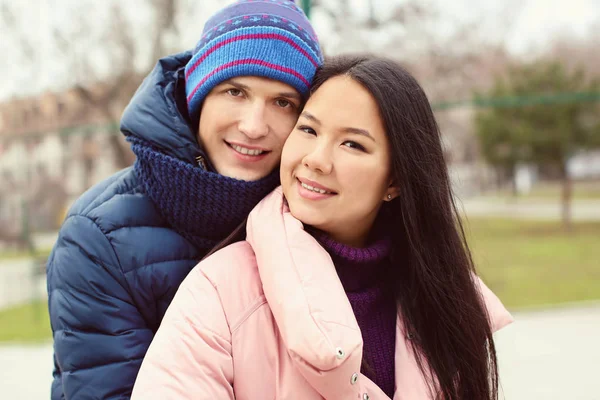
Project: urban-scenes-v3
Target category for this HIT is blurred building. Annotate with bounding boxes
[0,80,140,240]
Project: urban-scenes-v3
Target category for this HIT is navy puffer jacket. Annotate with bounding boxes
[47,52,218,399]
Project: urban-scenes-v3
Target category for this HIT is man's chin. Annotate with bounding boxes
[220,168,271,182]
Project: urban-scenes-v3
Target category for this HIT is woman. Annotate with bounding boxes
[132,55,513,400]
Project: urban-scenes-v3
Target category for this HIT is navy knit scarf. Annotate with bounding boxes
[130,138,279,251]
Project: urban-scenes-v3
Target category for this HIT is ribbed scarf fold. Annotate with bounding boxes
[130,138,279,251]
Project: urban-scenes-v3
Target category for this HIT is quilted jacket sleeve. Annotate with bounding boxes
[47,214,154,399]
[131,265,234,400]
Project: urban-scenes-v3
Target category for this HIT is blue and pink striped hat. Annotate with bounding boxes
[184,0,323,119]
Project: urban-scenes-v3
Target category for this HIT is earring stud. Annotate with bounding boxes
[387,194,392,200]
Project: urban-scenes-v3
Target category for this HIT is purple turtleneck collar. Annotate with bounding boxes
[307,226,392,292]
[306,222,397,398]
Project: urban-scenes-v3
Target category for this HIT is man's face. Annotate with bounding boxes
[198,76,302,181]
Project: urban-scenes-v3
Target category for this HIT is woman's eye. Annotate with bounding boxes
[276,99,292,108]
[343,141,366,151]
[297,125,316,135]
[226,88,243,97]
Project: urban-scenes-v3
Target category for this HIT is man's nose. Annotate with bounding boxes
[238,103,269,140]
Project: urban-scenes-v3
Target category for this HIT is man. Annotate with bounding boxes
[46,1,323,398]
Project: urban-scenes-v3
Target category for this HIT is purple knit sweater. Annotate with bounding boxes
[310,228,397,397]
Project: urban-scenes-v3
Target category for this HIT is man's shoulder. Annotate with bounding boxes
[68,167,143,218]
[59,166,197,267]
[51,166,199,310]
[65,167,168,234]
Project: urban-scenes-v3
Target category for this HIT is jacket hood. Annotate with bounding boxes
[120,51,202,164]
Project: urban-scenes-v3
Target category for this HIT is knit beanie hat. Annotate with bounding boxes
[184,0,323,120]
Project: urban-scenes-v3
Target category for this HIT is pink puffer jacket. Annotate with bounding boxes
[132,187,513,399]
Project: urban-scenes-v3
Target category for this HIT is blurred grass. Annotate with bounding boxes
[467,218,600,309]
[0,248,51,262]
[0,300,51,343]
[486,180,600,202]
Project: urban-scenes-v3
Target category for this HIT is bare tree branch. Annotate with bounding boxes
[1,2,35,62]
[148,0,179,64]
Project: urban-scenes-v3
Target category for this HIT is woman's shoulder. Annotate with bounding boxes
[191,240,265,326]
[198,240,257,277]
[474,275,514,332]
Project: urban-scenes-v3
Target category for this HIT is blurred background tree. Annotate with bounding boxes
[0,0,183,171]
[476,61,600,229]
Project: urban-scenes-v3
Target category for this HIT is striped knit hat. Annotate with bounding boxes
[185,0,323,119]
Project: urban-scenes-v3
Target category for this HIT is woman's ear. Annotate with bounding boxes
[384,183,400,202]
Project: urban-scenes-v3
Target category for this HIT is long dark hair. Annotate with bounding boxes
[207,55,498,399]
[309,55,498,399]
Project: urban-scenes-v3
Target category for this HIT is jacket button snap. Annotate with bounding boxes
[351,373,358,385]
[363,393,370,400]
[335,347,345,359]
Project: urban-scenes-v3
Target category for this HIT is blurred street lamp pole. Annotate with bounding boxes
[300,0,311,19]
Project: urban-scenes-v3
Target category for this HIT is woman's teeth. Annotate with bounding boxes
[301,182,332,194]
[231,144,265,156]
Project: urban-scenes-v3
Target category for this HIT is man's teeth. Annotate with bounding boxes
[301,182,331,194]
[231,144,265,156]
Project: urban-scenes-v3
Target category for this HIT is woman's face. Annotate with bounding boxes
[280,75,399,247]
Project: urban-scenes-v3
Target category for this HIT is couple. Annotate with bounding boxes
[47,1,512,399]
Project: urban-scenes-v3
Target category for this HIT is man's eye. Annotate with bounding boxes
[276,99,292,108]
[227,89,243,97]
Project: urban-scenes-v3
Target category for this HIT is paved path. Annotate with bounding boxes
[1,304,599,399]
[495,303,600,399]
[0,343,53,399]
[460,198,600,221]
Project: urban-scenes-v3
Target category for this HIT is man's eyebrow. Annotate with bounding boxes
[300,111,375,141]
[278,91,302,101]
[223,79,301,101]
[224,79,250,91]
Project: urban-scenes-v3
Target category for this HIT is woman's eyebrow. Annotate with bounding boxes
[301,111,375,141]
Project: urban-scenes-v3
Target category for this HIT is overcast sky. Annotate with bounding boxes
[1,0,599,101]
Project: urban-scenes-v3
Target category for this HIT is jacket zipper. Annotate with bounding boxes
[195,155,207,170]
